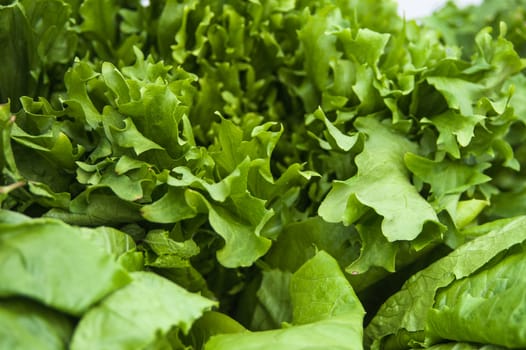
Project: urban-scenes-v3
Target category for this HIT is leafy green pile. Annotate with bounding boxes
[2,0,526,349]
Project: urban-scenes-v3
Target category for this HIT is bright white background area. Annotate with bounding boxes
[396,0,484,19]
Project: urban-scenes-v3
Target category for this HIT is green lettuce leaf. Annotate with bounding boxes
[426,245,526,348]
[319,117,442,242]
[425,343,506,350]
[0,0,77,108]
[205,251,365,350]
[366,215,526,349]
[70,271,216,350]
[0,298,73,350]
[80,225,144,271]
[0,217,131,315]
[264,216,359,273]
[3,1,526,349]
[186,311,247,349]
[405,153,491,199]
[245,269,293,331]
[205,316,362,350]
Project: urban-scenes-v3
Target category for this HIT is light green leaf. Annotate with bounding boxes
[249,269,293,331]
[209,118,247,175]
[297,6,343,110]
[0,209,31,224]
[427,247,526,347]
[341,28,391,68]
[205,315,363,350]
[186,190,273,268]
[48,191,143,226]
[63,60,103,129]
[186,311,247,350]
[206,314,363,350]
[310,107,361,152]
[80,225,143,272]
[319,117,441,241]
[144,229,200,259]
[97,172,145,202]
[349,215,399,274]
[426,77,485,116]
[405,153,491,198]
[103,107,165,155]
[452,199,488,229]
[205,252,365,350]
[0,218,131,316]
[290,251,365,325]
[0,298,73,350]
[118,80,192,158]
[425,343,506,350]
[366,216,526,348]
[80,225,137,257]
[167,160,249,202]
[102,61,131,104]
[71,271,216,350]
[421,110,486,158]
[265,217,358,273]
[141,188,198,223]
[352,64,384,115]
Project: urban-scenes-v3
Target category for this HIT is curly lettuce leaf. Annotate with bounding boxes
[185,189,273,268]
[319,117,442,242]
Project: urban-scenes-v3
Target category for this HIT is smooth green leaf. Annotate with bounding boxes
[249,269,293,331]
[141,187,198,223]
[0,3,34,106]
[310,107,361,152]
[52,191,143,226]
[205,251,365,350]
[366,216,526,348]
[349,215,399,274]
[426,246,526,348]
[186,311,247,350]
[71,271,216,350]
[205,315,363,350]
[80,225,138,258]
[290,251,365,325]
[0,209,31,224]
[0,218,131,315]
[265,217,358,273]
[0,298,73,350]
